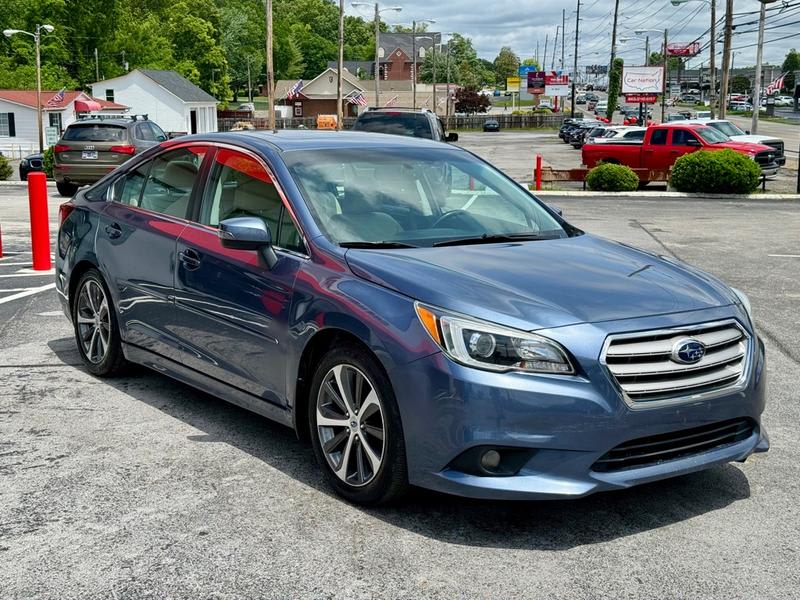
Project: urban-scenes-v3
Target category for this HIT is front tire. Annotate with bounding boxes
[72,269,128,377]
[308,344,408,505]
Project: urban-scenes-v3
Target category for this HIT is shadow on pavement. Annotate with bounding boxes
[48,336,752,551]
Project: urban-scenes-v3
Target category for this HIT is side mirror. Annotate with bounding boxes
[446,132,459,142]
[745,129,750,135]
[218,216,278,268]
[686,138,702,147]
[548,204,563,217]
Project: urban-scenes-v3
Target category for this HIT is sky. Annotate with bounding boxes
[346,0,799,73]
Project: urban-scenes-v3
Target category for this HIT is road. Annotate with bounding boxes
[0,186,798,598]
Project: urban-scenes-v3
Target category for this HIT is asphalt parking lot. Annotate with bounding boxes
[1,185,799,598]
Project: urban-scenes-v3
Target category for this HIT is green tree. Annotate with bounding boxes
[781,48,800,93]
[493,46,520,85]
[521,57,540,69]
[454,87,490,113]
[606,57,623,119]
[730,75,750,95]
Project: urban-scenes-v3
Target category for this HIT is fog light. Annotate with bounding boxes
[480,449,501,470]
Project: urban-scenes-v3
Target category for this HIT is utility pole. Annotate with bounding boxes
[432,38,437,114]
[719,0,732,119]
[571,0,580,117]
[337,0,344,130]
[609,0,620,70]
[709,0,717,118]
[94,47,99,81]
[543,35,549,73]
[247,58,253,102]
[751,0,773,134]
[561,9,565,71]
[552,27,559,70]
[265,0,275,130]
[662,28,668,123]
[374,3,381,106]
[412,21,417,109]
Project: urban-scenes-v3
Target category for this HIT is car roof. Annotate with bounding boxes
[656,122,711,128]
[69,118,135,127]
[182,129,463,153]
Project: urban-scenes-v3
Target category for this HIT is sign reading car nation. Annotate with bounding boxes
[506,76,521,93]
[545,73,570,96]
[527,71,546,95]
[624,93,659,104]
[622,66,664,94]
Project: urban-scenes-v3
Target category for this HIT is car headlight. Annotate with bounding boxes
[731,287,753,324]
[415,303,575,375]
[20,159,29,167]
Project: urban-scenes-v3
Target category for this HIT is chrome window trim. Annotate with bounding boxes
[599,318,752,411]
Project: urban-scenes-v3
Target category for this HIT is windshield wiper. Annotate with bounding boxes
[432,232,552,247]
[339,241,418,249]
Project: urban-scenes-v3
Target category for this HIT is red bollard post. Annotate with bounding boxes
[535,154,542,191]
[27,172,51,271]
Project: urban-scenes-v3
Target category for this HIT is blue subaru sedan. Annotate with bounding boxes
[56,131,768,504]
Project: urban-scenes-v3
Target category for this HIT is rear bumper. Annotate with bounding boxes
[54,163,120,185]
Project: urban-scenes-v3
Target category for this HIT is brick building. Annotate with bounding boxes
[327,32,441,82]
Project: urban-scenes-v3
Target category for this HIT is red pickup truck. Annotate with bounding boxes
[582,123,780,179]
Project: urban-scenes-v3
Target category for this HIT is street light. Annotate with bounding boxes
[410,19,436,109]
[670,0,716,118]
[635,28,669,122]
[352,2,402,107]
[4,24,55,152]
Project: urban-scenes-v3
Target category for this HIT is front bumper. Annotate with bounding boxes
[389,307,768,500]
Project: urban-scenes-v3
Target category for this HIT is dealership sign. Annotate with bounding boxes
[544,73,570,96]
[527,71,546,94]
[622,66,664,94]
[667,42,700,57]
[506,76,521,93]
[624,93,659,104]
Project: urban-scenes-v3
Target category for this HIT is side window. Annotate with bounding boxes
[136,147,206,217]
[134,123,155,141]
[200,149,303,251]
[650,129,668,145]
[110,162,149,206]
[148,122,167,142]
[672,129,698,145]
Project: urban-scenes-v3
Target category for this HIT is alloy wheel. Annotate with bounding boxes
[316,364,386,487]
[76,279,111,364]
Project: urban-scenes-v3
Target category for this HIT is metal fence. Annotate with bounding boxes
[0,143,38,160]
[218,117,358,132]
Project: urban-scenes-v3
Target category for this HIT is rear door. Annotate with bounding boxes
[97,145,209,362]
[173,148,306,405]
[642,128,673,170]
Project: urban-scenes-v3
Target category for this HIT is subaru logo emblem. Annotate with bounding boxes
[671,338,706,364]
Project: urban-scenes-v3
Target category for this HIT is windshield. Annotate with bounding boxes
[63,124,127,142]
[284,147,568,247]
[696,127,731,144]
[708,121,744,137]
[352,113,432,139]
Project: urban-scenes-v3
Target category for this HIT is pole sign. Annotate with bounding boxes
[506,76,521,93]
[622,66,665,94]
[544,73,570,96]
[624,93,659,104]
[666,42,700,57]
[527,71,546,95]
[518,65,539,78]
[45,126,59,147]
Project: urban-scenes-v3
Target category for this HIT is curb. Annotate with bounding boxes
[529,189,800,201]
[0,181,56,187]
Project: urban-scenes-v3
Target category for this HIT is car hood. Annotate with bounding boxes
[714,140,773,154]
[729,134,781,145]
[344,234,736,331]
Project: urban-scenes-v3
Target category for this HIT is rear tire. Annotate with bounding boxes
[72,269,128,377]
[308,343,408,505]
[57,181,79,197]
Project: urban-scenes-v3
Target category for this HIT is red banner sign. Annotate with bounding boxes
[666,42,700,57]
[625,93,659,103]
[527,71,546,94]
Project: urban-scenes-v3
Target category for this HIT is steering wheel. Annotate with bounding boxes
[432,210,482,230]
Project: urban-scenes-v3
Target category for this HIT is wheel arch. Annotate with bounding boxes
[68,259,101,313]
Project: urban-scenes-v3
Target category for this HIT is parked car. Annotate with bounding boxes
[679,93,701,103]
[235,102,255,113]
[53,115,167,197]
[585,92,599,102]
[56,130,769,504]
[696,119,785,165]
[559,118,597,142]
[19,153,44,180]
[569,122,600,148]
[353,107,458,143]
[775,96,794,107]
[575,94,587,105]
[582,122,780,181]
[728,101,753,112]
[594,101,608,115]
[666,113,688,122]
[482,119,500,132]
[592,126,647,144]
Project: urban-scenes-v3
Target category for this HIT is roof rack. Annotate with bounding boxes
[78,113,148,122]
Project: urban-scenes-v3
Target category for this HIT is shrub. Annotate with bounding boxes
[586,162,639,192]
[42,146,55,178]
[0,155,12,181]
[670,149,761,194]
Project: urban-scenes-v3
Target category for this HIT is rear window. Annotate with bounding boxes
[63,124,127,142]
[353,112,433,139]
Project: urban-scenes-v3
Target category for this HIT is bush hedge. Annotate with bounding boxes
[0,155,12,181]
[670,149,761,194]
[42,146,55,178]
[586,162,639,192]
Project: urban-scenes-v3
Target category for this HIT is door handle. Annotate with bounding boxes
[105,223,122,239]
[179,248,202,270]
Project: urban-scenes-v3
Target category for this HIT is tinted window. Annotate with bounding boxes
[672,129,699,145]
[353,112,433,139]
[135,147,206,217]
[649,129,668,145]
[63,124,127,142]
[200,149,303,252]
[134,123,155,141]
[148,122,167,141]
[110,163,149,206]
[696,127,730,144]
[624,130,645,140]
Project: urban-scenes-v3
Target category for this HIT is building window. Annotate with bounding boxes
[105,89,114,102]
[49,112,63,132]
[0,112,14,137]
[419,47,426,58]
[378,47,385,58]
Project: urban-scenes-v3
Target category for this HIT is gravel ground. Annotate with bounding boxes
[0,187,798,599]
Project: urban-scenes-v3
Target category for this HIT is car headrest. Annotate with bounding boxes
[161,161,197,192]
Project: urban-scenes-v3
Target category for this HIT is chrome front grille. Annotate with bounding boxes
[765,141,784,158]
[602,320,749,406]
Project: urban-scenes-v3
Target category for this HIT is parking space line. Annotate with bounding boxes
[0,269,55,278]
[767,254,800,258]
[0,283,56,305]
[0,262,34,267]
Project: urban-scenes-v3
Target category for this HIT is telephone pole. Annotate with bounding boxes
[719,0,732,119]
[337,0,344,130]
[265,0,275,130]
[561,9,565,71]
[571,0,580,117]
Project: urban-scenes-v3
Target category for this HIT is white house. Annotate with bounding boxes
[91,69,218,136]
[0,90,127,158]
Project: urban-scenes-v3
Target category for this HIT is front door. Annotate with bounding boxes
[642,127,673,170]
[97,145,208,361]
[173,148,306,406]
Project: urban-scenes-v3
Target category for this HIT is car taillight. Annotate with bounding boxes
[110,145,136,155]
[59,202,75,224]
[54,144,70,153]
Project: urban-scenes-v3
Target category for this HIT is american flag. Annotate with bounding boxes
[286,80,303,100]
[349,92,368,106]
[46,87,66,107]
[384,95,398,107]
[765,73,787,96]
